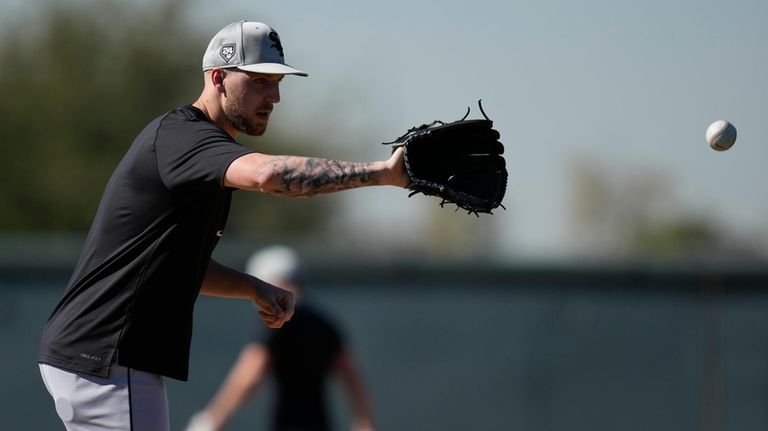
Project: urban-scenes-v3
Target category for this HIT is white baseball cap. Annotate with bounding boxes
[245,245,303,285]
[202,21,308,77]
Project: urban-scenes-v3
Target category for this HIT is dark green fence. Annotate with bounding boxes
[2,259,766,431]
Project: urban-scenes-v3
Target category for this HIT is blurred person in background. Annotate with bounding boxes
[37,20,406,431]
[186,245,376,431]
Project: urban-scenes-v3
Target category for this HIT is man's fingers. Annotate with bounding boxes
[258,310,289,328]
[276,294,295,319]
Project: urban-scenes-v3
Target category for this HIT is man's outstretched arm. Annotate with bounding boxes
[224,147,409,195]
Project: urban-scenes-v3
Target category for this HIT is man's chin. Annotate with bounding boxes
[244,127,267,137]
[232,120,267,136]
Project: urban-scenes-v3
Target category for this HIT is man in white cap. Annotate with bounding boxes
[37,21,407,431]
[186,245,376,431]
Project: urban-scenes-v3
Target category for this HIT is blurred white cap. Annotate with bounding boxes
[245,245,302,285]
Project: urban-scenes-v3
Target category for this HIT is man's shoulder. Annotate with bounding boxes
[162,105,214,128]
[151,105,233,142]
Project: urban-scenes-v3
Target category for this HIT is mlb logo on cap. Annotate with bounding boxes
[219,44,236,63]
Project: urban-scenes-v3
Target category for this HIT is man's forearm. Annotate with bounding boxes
[225,147,408,193]
[199,260,255,301]
[201,260,294,328]
[260,156,384,197]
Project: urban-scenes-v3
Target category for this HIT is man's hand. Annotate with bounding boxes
[386,146,410,188]
[252,280,294,328]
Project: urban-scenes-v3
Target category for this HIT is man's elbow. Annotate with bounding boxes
[227,167,277,192]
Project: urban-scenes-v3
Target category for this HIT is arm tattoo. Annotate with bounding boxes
[268,157,378,197]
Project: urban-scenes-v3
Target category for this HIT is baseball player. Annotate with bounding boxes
[37,20,408,431]
[186,246,376,431]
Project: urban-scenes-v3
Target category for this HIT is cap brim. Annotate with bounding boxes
[237,63,308,77]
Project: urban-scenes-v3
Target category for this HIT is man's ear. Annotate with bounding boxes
[211,68,226,92]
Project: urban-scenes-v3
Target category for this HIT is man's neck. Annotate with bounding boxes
[192,98,238,138]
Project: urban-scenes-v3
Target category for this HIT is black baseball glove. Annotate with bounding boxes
[384,100,507,215]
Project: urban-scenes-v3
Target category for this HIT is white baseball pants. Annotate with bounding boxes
[39,362,169,431]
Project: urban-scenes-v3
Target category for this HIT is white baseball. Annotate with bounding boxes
[706,120,737,151]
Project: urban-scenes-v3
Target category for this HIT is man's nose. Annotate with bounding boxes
[266,84,280,103]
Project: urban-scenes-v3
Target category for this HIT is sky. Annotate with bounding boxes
[5,0,768,261]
